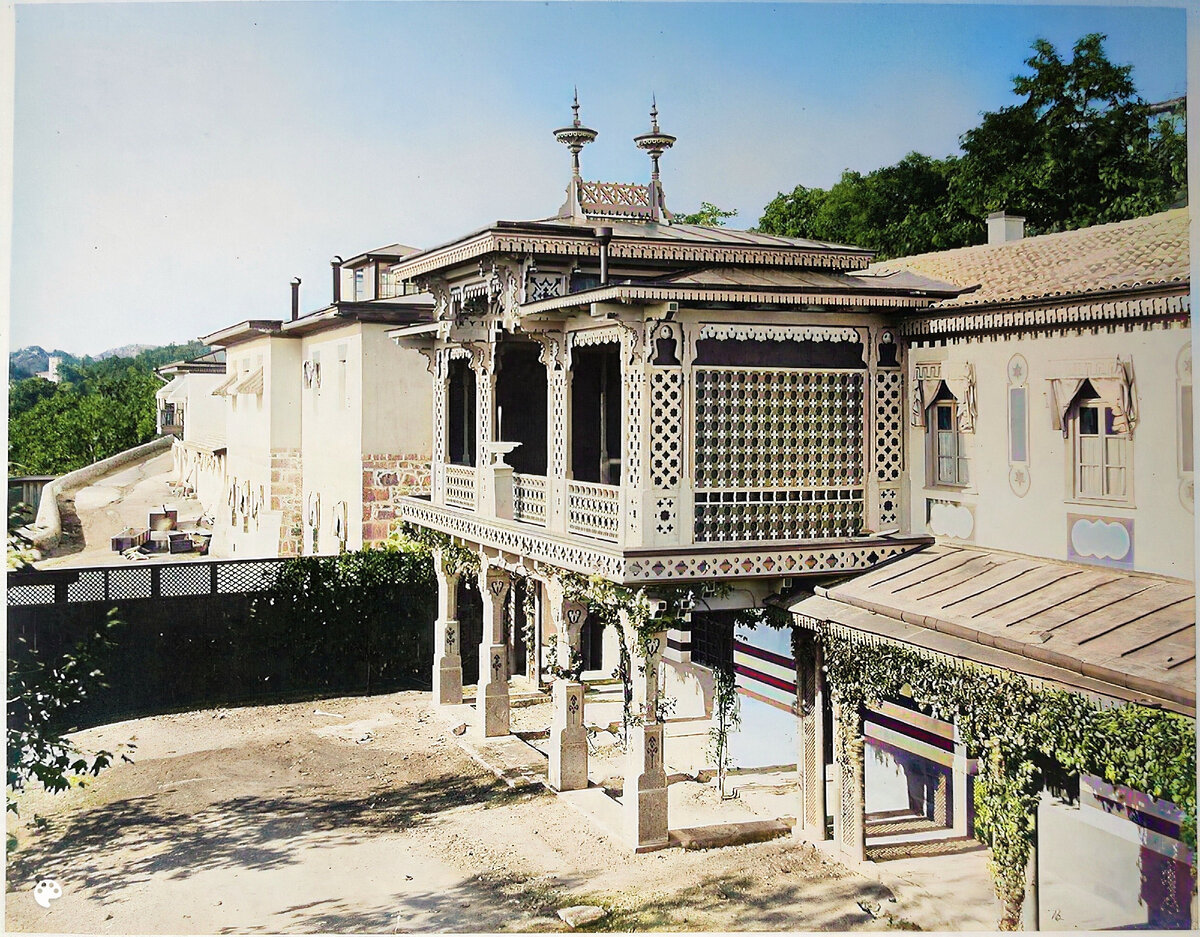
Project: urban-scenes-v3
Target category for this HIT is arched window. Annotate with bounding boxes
[929,384,969,487]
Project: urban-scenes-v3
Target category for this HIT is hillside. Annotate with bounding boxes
[8,346,81,381]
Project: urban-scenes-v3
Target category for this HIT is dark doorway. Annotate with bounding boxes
[581,618,605,672]
[570,344,622,484]
[457,578,483,685]
[447,359,477,466]
[496,343,548,476]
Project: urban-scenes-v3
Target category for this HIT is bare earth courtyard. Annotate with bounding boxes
[3,691,991,934]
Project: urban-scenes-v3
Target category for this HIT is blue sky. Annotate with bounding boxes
[8,1,1190,355]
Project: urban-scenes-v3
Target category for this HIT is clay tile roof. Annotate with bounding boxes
[869,208,1189,308]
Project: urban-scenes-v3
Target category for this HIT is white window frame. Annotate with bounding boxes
[928,396,969,488]
[1069,395,1130,504]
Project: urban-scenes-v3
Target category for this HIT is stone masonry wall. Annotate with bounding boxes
[270,448,303,557]
[362,453,432,546]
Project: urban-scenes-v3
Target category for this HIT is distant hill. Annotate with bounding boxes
[10,341,210,381]
[94,343,156,360]
[8,346,81,381]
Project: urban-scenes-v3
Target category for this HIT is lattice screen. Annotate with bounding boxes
[649,370,684,488]
[550,373,568,478]
[873,370,904,482]
[693,369,864,541]
[798,657,822,831]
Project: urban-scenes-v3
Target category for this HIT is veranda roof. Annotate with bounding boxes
[156,375,185,401]
[788,544,1194,715]
[232,367,264,396]
[210,372,239,396]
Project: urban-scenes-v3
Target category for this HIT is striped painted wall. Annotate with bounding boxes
[865,699,977,773]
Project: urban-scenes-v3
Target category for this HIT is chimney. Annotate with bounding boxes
[290,277,301,321]
[331,256,343,304]
[987,211,1025,246]
[594,226,613,284]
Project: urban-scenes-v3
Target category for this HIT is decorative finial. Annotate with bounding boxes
[634,96,676,221]
[554,90,598,181]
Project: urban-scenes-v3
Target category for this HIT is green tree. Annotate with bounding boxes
[676,202,737,227]
[757,34,1186,256]
[955,33,1187,233]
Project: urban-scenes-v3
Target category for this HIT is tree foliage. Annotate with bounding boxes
[757,34,1186,258]
[8,342,210,475]
[676,202,737,227]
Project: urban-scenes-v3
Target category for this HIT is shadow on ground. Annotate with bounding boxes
[8,769,536,902]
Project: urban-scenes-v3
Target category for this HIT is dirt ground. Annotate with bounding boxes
[6,692,921,934]
[38,449,208,569]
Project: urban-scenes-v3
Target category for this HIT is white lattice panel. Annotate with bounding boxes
[878,486,899,528]
[513,473,547,525]
[444,465,476,510]
[692,368,864,541]
[566,481,620,541]
[649,370,684,488]
[874,370,903,482]
[694,369,863,488]
[550,373,568,478]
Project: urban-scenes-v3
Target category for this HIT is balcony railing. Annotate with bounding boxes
[566,480,620,542]
[513,473,547,525]
[443,464,476,510]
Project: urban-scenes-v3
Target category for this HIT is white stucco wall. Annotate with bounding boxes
[906,327,1192,579]
[299,324,365,554]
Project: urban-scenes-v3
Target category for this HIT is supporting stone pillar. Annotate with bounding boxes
[796,635,828,841]
[952,726,970,836]
[623,618,669,851]
[431,548,463,706]
[476,562,512,738]
[832,699,866,862]
[545,579,589,792]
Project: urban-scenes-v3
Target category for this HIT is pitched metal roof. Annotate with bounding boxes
[391,218,876,281]
[793,544,1194,714]
[869,209,1189,308]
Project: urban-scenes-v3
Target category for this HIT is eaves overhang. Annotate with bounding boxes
[391,224,876,282]
[280,301,434,336]
[518,282,959,317]
[201,320,284,347]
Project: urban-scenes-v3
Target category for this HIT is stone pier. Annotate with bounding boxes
[476,562,512,738]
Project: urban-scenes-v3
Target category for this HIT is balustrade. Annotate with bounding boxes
[566,480,621,542]
[443,464,477,509]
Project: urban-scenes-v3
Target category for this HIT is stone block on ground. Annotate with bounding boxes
[557,905,607,928]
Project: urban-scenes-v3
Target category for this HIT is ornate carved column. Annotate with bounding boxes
[832,699,866,862]
[795,634,828,841]
[431,547,462,706]
[476,561,512,737]
[622,613,669,851]
[544,578,588,791]
[540,333,569,534]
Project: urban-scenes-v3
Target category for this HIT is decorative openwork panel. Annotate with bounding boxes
[550,373,568,478]
[840,760,857,848]
[624,364,645,491]
[878,486,899,529]
[512,473,547,525]
[215,560,279,593]
[693,368,864,541]
[694,489,863,542]
[108,567,153,601]
[566,481,621,541]
[66,571,106,603]
[159,565,213,598]
[444,465,477,510]
[798,658,822,830]
[873,370,904,483]
[649,370,684,488]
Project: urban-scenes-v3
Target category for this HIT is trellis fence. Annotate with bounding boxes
[8,556,436,730]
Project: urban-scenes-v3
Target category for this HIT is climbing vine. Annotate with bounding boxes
[708,662,742,800]
[809,625,1196,929]
[391,523,479,577]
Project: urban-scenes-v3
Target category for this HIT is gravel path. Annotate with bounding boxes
[7,692,940,933]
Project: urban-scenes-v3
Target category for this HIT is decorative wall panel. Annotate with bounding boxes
[649,369,684,488]
[693,368,864,541]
